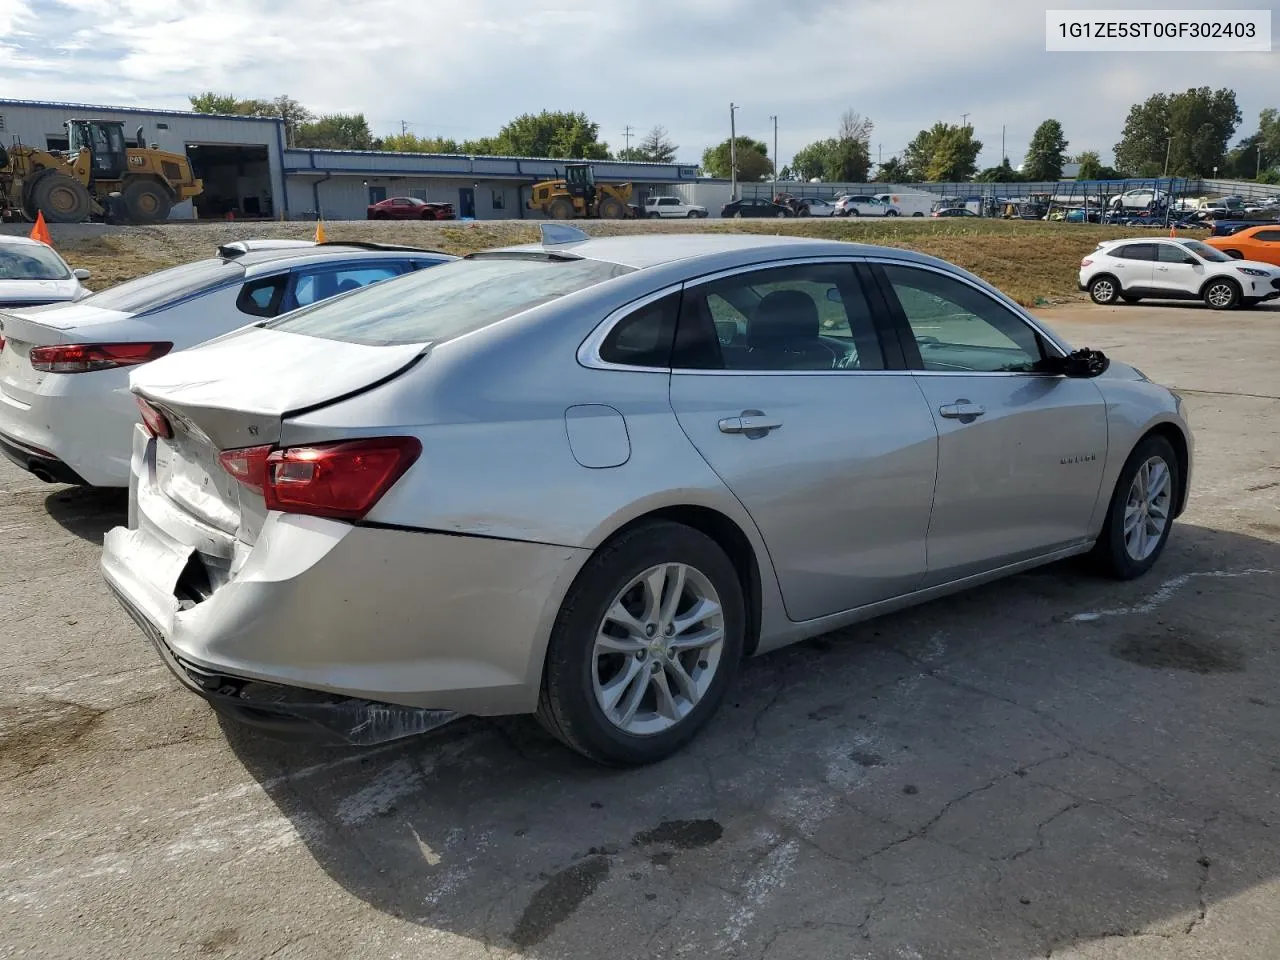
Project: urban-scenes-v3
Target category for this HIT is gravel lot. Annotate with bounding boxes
[2,301,1278,960]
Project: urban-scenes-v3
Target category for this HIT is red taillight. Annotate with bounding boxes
[135,397,174,439]
[1081,258,1094,267]
[29,341,172,373]
[220,437,421,521]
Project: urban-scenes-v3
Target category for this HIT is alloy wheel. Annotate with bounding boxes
[1123,456,1172,561]
[591,562,725,736]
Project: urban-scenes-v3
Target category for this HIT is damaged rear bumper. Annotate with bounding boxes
[105,577,459,745]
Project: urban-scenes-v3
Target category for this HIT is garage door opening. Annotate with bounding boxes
[186,143,273,219]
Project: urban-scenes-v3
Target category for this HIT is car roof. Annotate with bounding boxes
[0,234,59,250]
[490,232,947,272]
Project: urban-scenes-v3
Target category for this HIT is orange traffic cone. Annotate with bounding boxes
[29,210,52,246]
[314,219,327,243]
[1169,224,1177,237]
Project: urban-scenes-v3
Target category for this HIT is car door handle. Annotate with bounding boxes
[719,414,783,435]
[938,401,986,421]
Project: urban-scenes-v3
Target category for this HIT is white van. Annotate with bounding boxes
[873,192,933,217]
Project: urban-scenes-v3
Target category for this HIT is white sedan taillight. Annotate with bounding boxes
[29,342,172,373]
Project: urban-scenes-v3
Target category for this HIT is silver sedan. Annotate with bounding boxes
[102,228,1192,765]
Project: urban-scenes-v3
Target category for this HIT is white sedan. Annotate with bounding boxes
[0,235,92,309]
[800,199,838,217]
[0,241,452,487]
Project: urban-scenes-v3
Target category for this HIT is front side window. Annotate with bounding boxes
[673,263,884,372]
[268,255,634,346]
[1178,240,1230,263]
[880,264,1043,374]
[1156,244,1193,264]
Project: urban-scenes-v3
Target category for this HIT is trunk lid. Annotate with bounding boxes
[0,305,141,407]
[132,325,429,538]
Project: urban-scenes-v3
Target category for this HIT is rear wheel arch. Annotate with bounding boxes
[590,505,763,657]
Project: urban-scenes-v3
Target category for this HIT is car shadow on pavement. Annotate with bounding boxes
[222,523,1280,959]
[43,486,127,542]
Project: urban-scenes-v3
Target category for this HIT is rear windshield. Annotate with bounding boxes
[265,255,634,346]
[83,258,244,314]
[0,243,70,280]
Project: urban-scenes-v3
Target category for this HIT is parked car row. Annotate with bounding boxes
[2,226,1193,767]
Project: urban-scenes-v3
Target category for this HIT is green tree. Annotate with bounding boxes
[618,125,679,163]
[1074,150,1103,180]
[490,111,609,159]
[380,132,462,153]
[1114,87,1241,177]
[701,137,772,181]
[975,158,1020,182]
[1023,119,1069,180]
[789,110,874,183]
[873,157,907,182]
[903,123,983,182]
[295,114,376,150]
[189,93,313,146]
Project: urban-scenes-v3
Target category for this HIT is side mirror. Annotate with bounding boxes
[73,268,91,281]
[1060,347,1110,378]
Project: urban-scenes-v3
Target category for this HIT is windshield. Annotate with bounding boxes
[83,258,244,313]
[0,244,71,280]
[265,255,635,346]
[1180,240,1232,263]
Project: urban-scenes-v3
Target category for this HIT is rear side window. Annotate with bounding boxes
[291,263,404,308]
[1254,230,1280,242]
[237,275,287,317]
[599,294,679,367]
[83,258,242,313]
[1115,243,1156,261]
[267,255,634,346]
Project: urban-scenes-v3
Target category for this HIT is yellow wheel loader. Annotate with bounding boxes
[527,163,634,220]
[0,119,203,224]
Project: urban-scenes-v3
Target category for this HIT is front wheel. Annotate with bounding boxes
[1203,278,1239,310]
[733,211,743,219]
[884,209,899,217]
[648,212,662,219]
[686,210,698,218]
[1089,434,1179,580]
[536,522,746,766]
[776,210,787,218]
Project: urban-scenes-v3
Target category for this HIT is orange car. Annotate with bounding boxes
[1204,224,1280,266]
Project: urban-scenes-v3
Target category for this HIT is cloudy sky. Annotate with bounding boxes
[1,0,1275,168]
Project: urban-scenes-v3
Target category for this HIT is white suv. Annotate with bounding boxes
[1080,237,1280,310]
[643,196,707,219]
[833,194,900,217]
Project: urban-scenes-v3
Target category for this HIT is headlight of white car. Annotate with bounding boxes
[1236,267,1270,277]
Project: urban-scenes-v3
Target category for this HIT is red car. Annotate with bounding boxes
[366,197,455,220]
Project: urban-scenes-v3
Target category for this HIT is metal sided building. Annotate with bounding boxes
[0,98,288,219]
[1,97,698,222]
[284,149,700,220]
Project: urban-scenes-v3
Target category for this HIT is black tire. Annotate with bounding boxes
[1089,275,1121,305]
[775,210,787,218]
[797,206,810,217]
[1121,295,1142,304]
[686,210,699,218]
[122,178,172,224]
[549,197,576,220]
[648,212,662,219]
[1203,277,1240,310]
[30,172,92,223]
[885,209,899,217]
[848,209,860,216]
[1224,249,1244,259]
[1089,434,1180,580]
[536,521,746,766]
[597,196,625,220]
[912,212,925,217]
[733,211,743,219]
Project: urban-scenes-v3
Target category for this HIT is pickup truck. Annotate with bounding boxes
[644,196,708,219]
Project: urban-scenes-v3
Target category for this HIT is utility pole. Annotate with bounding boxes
[400,120,408,136]
[1001,125,1006,163]
[769,114,778,195]
[623,125,634,157]
[1258,144,1264,180]
[878,143,883,167]
[961,113,970,129]
[729,102,739,200]
[1163,137,1172,177]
